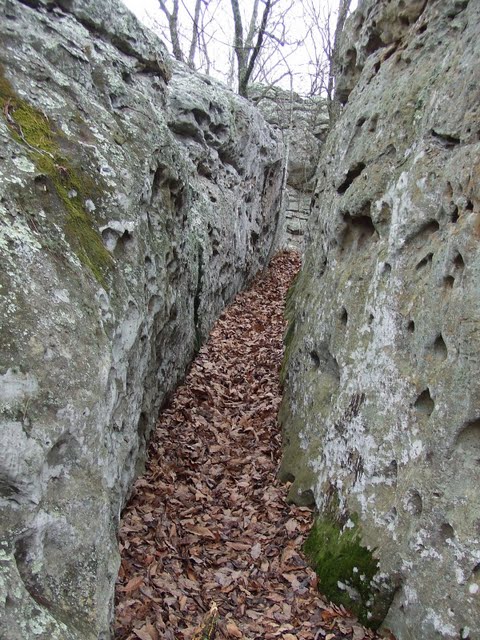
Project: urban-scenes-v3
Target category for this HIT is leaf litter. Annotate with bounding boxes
[114,251,385,640]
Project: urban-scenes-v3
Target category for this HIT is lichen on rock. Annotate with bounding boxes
[0,1,284,638]
[280,0,480,638]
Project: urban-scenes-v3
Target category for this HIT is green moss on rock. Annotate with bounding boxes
[0,65,113,286]
[304,514,380,627]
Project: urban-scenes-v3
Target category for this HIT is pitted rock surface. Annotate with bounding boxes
[0,1,283,638]
[280,0,480,637]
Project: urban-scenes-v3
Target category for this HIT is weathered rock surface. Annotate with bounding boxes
[253,86,328,252]
[0,1,283,638]
[280,0,480,637]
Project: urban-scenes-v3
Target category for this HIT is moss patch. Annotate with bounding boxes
[304,515,380,627]
[0,65,113,285]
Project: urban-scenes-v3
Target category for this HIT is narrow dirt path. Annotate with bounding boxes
[114,251,380,640]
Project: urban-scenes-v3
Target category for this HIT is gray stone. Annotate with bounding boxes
[253,86,328,252]
[281,0,480,637]
[0,1,283,638]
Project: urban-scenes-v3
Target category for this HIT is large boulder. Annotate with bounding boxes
[0,1,283,638]
[280,0,480,637]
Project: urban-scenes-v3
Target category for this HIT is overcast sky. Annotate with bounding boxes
[120,0,359,95]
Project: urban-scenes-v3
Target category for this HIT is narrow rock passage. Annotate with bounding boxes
[114,252,380,640]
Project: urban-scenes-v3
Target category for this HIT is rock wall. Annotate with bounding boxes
[253,87,328,252]
[280,0,480,637]
[0,1,283,638]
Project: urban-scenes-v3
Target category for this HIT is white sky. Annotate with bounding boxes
[120,0,359,95]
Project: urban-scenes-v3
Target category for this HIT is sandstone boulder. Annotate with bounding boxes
[280,0,480,637]
[0,1,283,637]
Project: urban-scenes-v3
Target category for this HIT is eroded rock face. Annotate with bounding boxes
[253,86,328,251]
[281,0,480,637]
[0,1,283,637]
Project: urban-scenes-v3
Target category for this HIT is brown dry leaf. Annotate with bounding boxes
[122,576,144,593]
[226,620,243,638]
[352,625,366,640]
[285,519,298,534]
[250,542,261,560]
[133,626,155,640]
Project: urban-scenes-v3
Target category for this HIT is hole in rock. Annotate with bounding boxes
[148,295,161,314]
[407,320,415,333]
[414,388,435,416]
[356,116,367,128]
[340,307,348,325]
[33,174,50,194]
[418,23,428,34]
[439,522,455,543]
[340,213,376,251]
[14,534,51,611]
[409,219,440,247]
[280,471,295,484]
[473,563,480,575]
[466,199,474,211]
[368,313,374,325]
[425,448,434,462]
[337,162,366,194]
[46,437,73,467]
[377,201,392,230]
[310,343,340,381]
[118,230,134,252]
[383,46,397,63]
[365,31,384,55]
[416,252,433,270]
[455,419,480,458]
[433,334,448,360]
[431,129,461,148]
[444,275,455,288]
[192,108,209,127]
[405,489,423,515]
[310,351,320,368]
[384,459,398,484]
[454,252,465,269]
[0,476,22,501]
[451,206,459,223]
[383,262,392,274]
[198,162,213,179]
[368,114,379,132]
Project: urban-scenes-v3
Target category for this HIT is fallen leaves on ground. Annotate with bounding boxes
[114,251,383,640]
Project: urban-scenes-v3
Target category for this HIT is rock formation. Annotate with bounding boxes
[253,87,328,252]
[0,1,284,637]
[280,0,480,637]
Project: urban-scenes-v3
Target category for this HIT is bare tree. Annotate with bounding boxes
[230,0,273,97]
[187,0,203,67]
[149,0,353,105]
[158,0,185,63]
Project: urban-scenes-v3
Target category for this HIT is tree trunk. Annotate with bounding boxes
[188,0,203,68]
[231,0,272,98]
[158,0,185,63]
